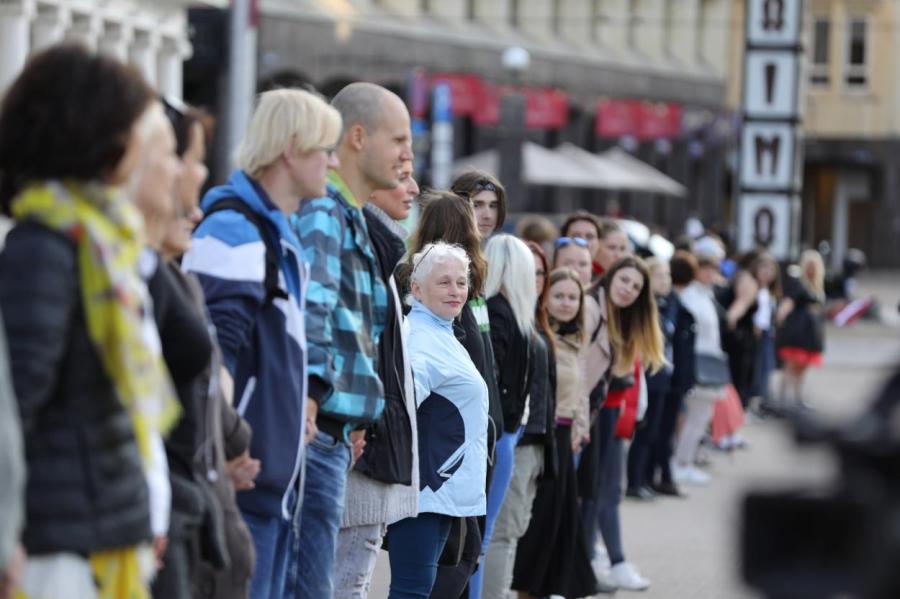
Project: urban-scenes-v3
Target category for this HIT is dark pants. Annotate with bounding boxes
[581,406,619,560]
[388,513,453,599]
[627,390,667,491]
[651,390,685,485]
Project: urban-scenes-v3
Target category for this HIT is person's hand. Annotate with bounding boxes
[349,430,366,465]
[571,429,588,454]
[152,536,168,569]
[0,543,24,599]
[227,450,261,491]
[305,398,319,445]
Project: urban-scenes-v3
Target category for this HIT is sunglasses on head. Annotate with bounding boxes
[555,236,589,249]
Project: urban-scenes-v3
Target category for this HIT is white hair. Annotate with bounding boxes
[409,241,470,293]
[484,234,536,336]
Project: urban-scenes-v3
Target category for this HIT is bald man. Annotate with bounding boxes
[293,82,413,599]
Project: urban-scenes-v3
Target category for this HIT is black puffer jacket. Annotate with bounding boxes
[0,222,151,555]
[487,294,532,434]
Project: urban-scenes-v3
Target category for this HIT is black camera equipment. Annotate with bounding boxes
[741,369,900,599]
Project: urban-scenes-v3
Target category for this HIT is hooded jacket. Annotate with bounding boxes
[182,170,308,521]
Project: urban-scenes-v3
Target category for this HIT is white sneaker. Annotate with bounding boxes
[610,561,651,591]
[671,462,711,486]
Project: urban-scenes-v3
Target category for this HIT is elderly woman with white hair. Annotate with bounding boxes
[387,242,488,599]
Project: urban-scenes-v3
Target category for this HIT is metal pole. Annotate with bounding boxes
[220,0,257,176]
[499,90,526,212]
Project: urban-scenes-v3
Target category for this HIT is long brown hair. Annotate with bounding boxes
[601,255,666,376]
[401,191,487,297]
[547,267,586,344]
[526,240,556,355]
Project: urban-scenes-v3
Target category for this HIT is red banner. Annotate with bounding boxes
[430,73,484,117]
[595,99,682,140]
[472,84,569,130]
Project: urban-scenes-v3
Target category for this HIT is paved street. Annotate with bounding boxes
[370,272,900,598]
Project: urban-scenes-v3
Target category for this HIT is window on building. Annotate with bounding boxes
[810,18,830,86]
[845,17,868,88]
[467,0,476,20]
[552,0,563,35]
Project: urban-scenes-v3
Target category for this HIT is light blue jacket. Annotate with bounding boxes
[408,301,488,517]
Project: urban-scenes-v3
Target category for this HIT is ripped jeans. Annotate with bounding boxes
[334,523,387,598]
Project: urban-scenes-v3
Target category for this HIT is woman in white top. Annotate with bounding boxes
[673,252,730,485]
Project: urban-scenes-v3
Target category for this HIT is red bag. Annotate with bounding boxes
[711,384,745,443]
[615,360,642,440]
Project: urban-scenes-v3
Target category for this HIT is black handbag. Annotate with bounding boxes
[695,353,731,387]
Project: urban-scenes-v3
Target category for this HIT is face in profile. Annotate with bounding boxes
[412,257,469,321]
[362,93,413,191]
[132,112,181,244]
[369,160,418,221]
[650,262,672,297]
[547,277,581,324]
[163,122,208,258]
[609,266,644,308]
[290,140,339,200]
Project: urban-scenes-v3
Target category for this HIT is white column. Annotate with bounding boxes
[156,37,185,99]
[31,6,68,54]
[98,20,132,62]
[65,13,99,52]
[0,1,31,95]
[130,30,159,89]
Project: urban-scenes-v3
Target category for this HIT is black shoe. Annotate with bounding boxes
[625,485,656,501]
[651,480,685,498]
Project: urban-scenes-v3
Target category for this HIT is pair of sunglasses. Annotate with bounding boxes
[555,236,589,249]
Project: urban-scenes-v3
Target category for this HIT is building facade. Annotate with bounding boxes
[0,0,214,99]
[237,0,737,235]
[728,0,900,267]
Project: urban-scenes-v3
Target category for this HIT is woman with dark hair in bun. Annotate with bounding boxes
[0,44,172,598]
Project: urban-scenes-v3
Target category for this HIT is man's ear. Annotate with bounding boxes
[346,123,367,152]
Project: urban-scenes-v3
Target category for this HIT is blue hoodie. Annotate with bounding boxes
[182,170,308,521]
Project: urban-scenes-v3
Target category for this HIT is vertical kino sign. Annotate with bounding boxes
[738,0,805,259]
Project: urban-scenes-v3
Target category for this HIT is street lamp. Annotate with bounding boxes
[499,46,530,214]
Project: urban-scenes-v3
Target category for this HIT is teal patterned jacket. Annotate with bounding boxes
[293,173,388,438]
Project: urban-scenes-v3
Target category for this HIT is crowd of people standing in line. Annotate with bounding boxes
[0,42,829,599]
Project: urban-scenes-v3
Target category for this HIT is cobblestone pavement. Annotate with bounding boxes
[369,272,900,598]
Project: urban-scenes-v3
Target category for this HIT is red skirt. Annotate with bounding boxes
[778,346,824,367]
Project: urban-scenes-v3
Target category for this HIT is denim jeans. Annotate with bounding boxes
[597,437,625,565]
[388,513,453,598]
[627,390,667,491]
[468,427,522,599]
[293,430,351,599]
[581,406,618,560]
[244,510,297,599]
[334,523,386,598]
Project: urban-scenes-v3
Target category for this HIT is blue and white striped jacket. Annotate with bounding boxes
[293,173,388,439]
[182,170,308,521]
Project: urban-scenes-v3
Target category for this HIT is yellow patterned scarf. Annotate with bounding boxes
[11,181,180,460]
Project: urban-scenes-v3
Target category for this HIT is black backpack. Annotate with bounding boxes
[199,198,288,305]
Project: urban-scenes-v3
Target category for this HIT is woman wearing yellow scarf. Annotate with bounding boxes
[0,45,179,599]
